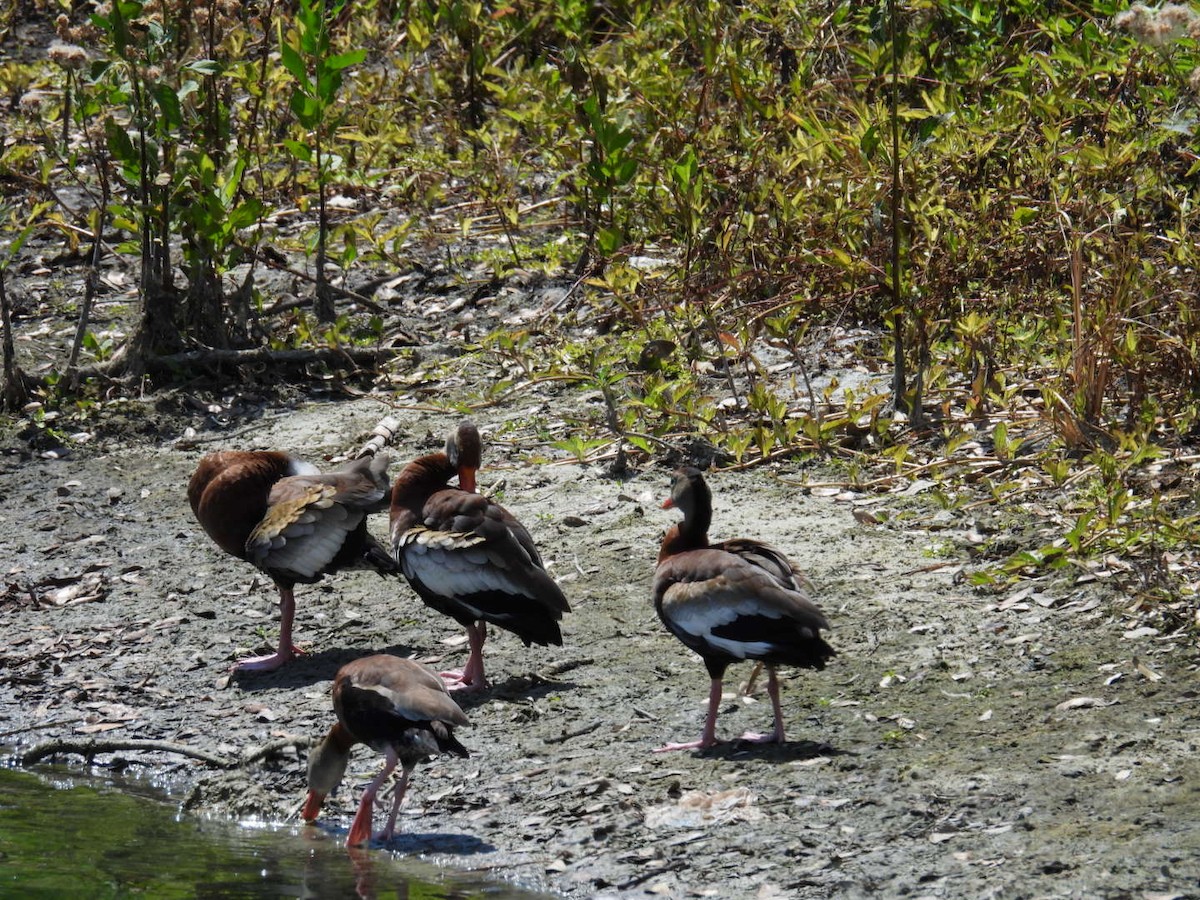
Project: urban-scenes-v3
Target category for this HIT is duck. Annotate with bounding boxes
[303,654,469,846]
[188,450,397,672]
[653,467,834,752]
[389,421,570,691]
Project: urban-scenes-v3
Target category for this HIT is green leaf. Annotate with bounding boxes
[227,199,265,231]
[326,49,366,72]
[609,158,638,186]
[177,79,200,103]
[315,69,345,105]
[92,0,142,54]
[826,248,854,269]
[282,139,313,162]
[290,92,321,127]
[104,118,137,165]
[859,124,880,158]
[152,82,183,130]
[626,434,653,454]
[197,152,216,181]
[597,226,623,256]
[185,59,222,76]
[1012,206,1037,226]
[279,41,312,92]
[0,201,54,267]
[220,159,247,206]
[670,146,697,190]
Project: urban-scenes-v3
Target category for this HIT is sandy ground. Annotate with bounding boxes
[2,394,1200,899]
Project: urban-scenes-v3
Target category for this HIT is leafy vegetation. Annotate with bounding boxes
[3,0,1200,615]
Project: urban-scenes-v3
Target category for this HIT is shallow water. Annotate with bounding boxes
[0,767,551,899]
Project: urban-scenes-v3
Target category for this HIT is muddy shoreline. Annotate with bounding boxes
[3,397,1200,898]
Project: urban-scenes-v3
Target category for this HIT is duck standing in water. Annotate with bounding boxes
[303,654,469,846]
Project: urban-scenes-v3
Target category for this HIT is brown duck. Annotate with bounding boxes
[303,654,469,845]
[389,422,570,690]
[653,467,834,751]
[188,451,396,671]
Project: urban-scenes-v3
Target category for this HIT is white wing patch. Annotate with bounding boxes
[704,636,774,659]
[354,677,468,727]
[402,538,529,607]
[665,589,786,660]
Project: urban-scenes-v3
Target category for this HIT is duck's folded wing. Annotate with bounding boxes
[719,538,812,594]
[247,479,365,581]
[656,552,830,663]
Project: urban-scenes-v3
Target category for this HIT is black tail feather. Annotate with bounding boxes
[364,536,402,577]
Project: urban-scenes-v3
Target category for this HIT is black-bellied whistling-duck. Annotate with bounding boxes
[303,654,468,846]
[389,421,570,691]
[188,451,396,672]
[653,467,835,752]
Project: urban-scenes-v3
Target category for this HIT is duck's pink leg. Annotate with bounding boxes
[739,661,765,696]
[347,747,398,846]
[654,677,723,753]
[235,585,303,672]
[377,766,413,842]
[441,622,489,691]
[740,667,787,744]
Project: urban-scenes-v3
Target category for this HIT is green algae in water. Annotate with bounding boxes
[0,768,547,899]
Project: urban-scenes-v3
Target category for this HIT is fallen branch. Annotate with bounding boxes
[21,737,237,768]
[1,269,35,411]
[539,657,593,678]
[0,718,73,740]
[65,342,416,386]
[144,345,411,373]
[238,735,313,766]
[20,734,313,769]
[617,860,688,891]
[257,256,395,316]
[172,417,275,449]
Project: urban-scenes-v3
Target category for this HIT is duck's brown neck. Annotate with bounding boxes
[325,720,357,753]
[189,451,295,557]
[389,452,456,513]
[659,500,712,560]
[305,721,357,806]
